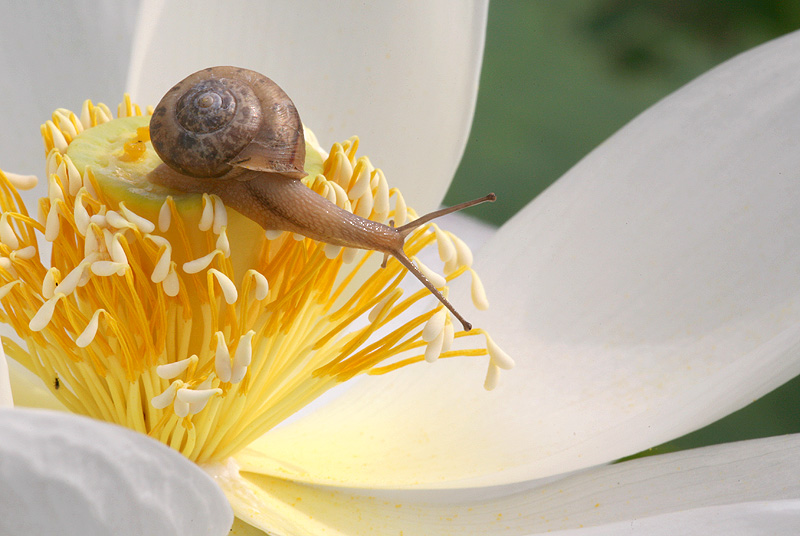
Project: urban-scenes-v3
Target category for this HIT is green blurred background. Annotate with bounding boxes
[444,1,800,457]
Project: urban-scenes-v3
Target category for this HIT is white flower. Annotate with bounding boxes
[2,2,800,535]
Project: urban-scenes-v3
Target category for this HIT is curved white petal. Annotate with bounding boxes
[235,30,800,488]
[0,1,139,209]
[0,408,232,535]
[0,346,11,407]
[225,435,800,535]
[126,0,487,212]
[546,501,800,536]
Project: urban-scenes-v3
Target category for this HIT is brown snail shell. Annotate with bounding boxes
[149,66,306,179]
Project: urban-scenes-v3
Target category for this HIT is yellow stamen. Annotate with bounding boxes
[0,95,511,463]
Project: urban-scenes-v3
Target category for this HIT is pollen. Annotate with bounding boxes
[0,95,511,463]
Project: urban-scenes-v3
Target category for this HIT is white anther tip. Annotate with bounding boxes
[0,214,20,250]
[199,194,214,231]
[484,363,501,391]
[424,331,445,363]
[91,260,126,277]
[434,225,456,264]
[0,281,20,300]
[3,172,38,190]
[486,336,514,370]
[76,309,103,348]
[151,382,180,410]
[119,203,156,234]
[212,196,227,234]
[248,270,269,301]
[158,199,172,232]
[324,244,341,259]
[156,356,195,380]
[176,387,222,405]
[470,269,490,310]
[105,210,132,230]
[415,258,447,289]
[210,269,238,304]
[231,331,254,383]
[215,229,230,257]
[151,247,171,284]
[29,296,60,332]
[215,332,232,383]
[451,233,473,268]
[422,309,447,342]
[183,251,218,274]
[13,246,37,260]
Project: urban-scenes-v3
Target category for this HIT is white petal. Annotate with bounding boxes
[470,28,800,483]
[234,31,800,489]
[548,502,800,536]
[205,459,331,536]
[0,2,138,212]
[231,434,800,534]
[0,408,231,535]
[127,0,487,213]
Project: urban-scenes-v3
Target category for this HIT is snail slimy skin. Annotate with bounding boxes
[147,66,495,331]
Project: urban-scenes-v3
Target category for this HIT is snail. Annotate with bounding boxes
[148,66,494,331]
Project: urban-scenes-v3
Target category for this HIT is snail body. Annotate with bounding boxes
[148,66,494,330]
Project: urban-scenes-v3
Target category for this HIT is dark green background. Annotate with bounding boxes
[445,1,800,456]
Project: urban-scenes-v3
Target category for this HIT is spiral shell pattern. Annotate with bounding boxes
[150,66,305,179]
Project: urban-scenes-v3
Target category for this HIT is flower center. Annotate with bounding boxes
[0,96,511,462]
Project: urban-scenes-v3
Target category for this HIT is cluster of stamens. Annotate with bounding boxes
[0,96,512,462]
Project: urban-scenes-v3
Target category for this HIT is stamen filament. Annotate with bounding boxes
[0,101,510,463]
